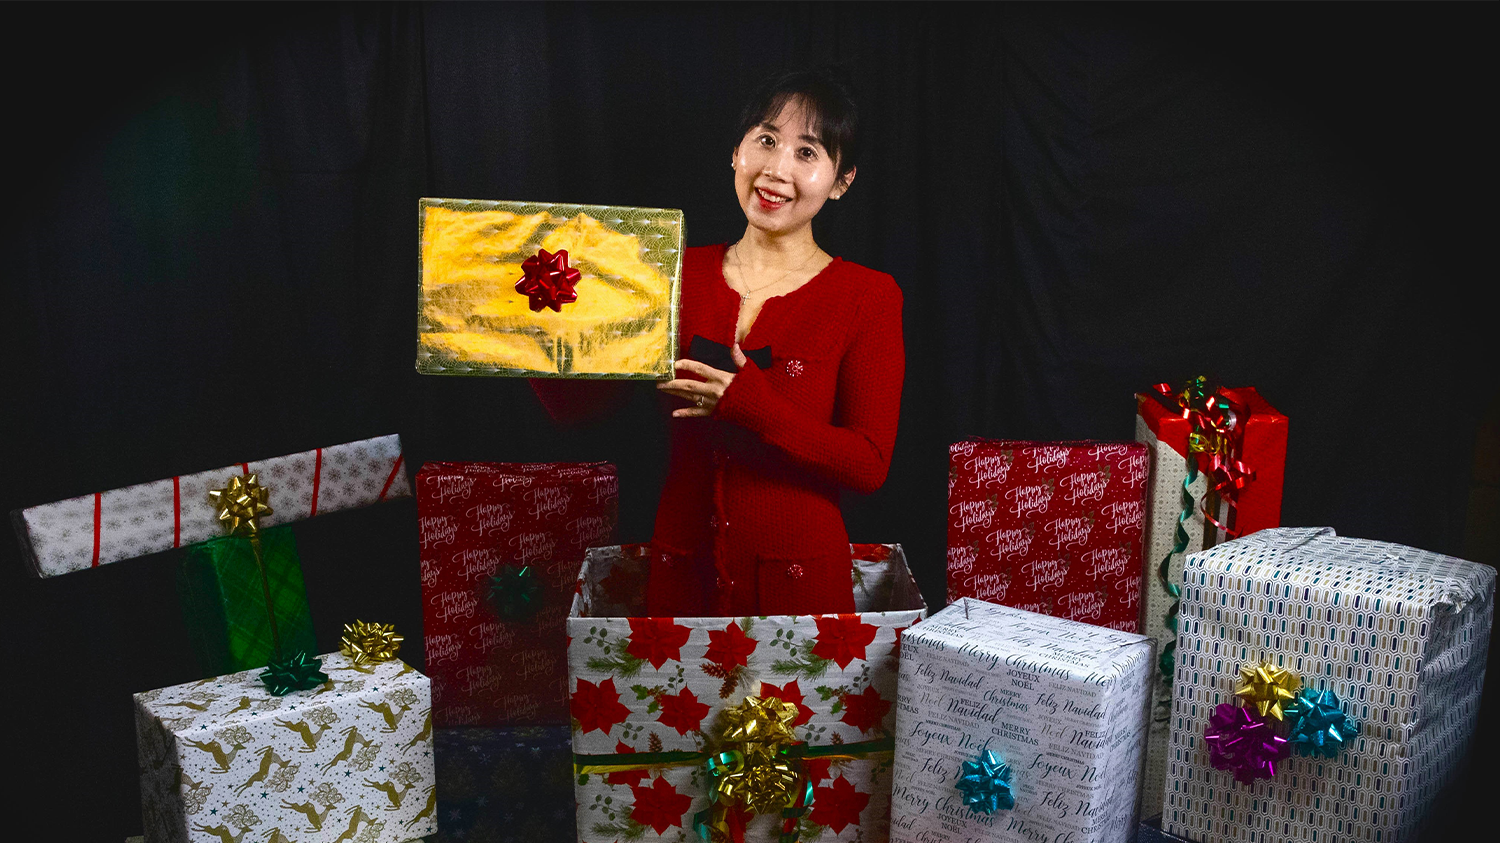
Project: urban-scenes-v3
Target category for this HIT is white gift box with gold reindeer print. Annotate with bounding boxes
[134,651,435,843]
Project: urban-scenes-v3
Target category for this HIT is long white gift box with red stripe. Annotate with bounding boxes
[567,543,927,843]
[12,434,410,577]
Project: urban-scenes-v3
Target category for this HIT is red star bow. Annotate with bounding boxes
[515,248,582,312]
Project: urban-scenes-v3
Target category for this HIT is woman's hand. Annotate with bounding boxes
[657,343,748,417]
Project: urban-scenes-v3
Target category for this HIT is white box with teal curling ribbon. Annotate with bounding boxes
[890,598,1155,843]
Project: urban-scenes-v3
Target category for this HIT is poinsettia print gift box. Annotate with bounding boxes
[567,543,928,843]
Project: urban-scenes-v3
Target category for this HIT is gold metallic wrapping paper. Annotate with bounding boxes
[417,198,683,378]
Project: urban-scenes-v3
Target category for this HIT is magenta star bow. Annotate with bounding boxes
[515,248,582,312]
[1204,703,1289,785]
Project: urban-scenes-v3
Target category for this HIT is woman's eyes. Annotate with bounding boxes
[755,135,819,161]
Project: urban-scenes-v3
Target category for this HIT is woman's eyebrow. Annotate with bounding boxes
[796,133,823,147]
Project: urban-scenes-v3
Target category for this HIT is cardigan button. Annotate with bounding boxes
[786,564,805,581]
[785,359,805,377]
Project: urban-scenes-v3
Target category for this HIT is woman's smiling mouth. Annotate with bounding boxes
[755,187,791,209]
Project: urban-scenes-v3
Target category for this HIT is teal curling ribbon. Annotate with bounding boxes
[956,749,1015,814]
[1283,688,1359,758]
[259,650,328,696]
[1156,457,1198,683]
[488,564,543,620]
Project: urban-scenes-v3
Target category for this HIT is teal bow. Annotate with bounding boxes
[488,564,543,620]
[956,749,1015,814]
[259,650,328,696]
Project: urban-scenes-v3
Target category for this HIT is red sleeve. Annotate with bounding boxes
[529,378,634,425]
[714,279,904,494]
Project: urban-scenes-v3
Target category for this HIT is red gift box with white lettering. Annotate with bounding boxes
[417,460,617,726]
[946,440,1149,632]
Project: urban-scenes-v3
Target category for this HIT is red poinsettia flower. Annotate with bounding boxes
[657,688,711,736]
[852,543,892,562]
[802,756,832,784]
[630,776,692,835]
[839,686,891,733]
[572,677,631,735]
[704,621,758,670]
[758,680,815,727]
[606,741,648,788]
[600,558,648,607]
[811,615,878,669]
[810,775,870,833]
[626,617,692,669]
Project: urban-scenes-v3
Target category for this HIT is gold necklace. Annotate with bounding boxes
[729,242,821,305]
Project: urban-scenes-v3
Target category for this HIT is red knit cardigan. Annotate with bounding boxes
[536,243,904,616]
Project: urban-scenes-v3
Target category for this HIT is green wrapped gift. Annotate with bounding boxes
[177,524,318,675]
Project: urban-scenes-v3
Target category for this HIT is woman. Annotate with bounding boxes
[542,68,904,617]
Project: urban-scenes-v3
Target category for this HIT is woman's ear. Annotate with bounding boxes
[831,166,857,200]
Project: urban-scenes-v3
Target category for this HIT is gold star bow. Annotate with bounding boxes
[208,474,273,537]
[1234,661,1301,721]
[340,620,404,665]
[709,696,804,814]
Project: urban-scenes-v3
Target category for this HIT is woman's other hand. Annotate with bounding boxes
[657,343,748,417]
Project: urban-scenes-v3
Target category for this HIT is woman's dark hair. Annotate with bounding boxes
[734,66,860,184]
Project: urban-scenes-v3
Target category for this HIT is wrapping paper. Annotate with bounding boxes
[178,525,319,675]
[1162,528,1495,843]
[568,543,927,843]
[12,434,410,577]
[425,726,575,842]
[416,198,683,379]
[417,461,618,726]
[1136,389,1286,817]
[891,598,1154,843]
[134,651,436,843]
[947,440,1149,632]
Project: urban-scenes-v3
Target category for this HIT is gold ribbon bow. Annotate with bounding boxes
[1234,661,1301,721]
[340,620,404,666]
[208,474,273,537]
[697,695,812,842]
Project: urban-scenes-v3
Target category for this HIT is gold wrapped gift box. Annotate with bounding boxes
[417,198,683,378]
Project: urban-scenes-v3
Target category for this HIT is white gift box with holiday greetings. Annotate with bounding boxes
[13,434,411,577]
[890,598,1154,843]
[1162,528,1495,843]
[567,543,927,843]
[134,651,436,843]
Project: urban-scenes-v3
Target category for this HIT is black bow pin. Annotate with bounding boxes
[689,335,772,371]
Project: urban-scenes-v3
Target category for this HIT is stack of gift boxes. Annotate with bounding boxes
[14,435,439,843]
[14,191,1492,843]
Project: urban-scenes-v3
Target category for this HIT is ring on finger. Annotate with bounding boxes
[695,395,705,407]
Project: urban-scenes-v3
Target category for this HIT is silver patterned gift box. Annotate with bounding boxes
[134,652,435,843]
[890,598,1155,843]
[567,543,927,843]
[1162,528,1495,843]
[12,434,411,577]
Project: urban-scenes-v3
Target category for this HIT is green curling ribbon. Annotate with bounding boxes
[1157,457,1197,683]
[259,650,328,696]
[488,564,543,620]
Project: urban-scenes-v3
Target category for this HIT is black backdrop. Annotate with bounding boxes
[3,3,1494,840]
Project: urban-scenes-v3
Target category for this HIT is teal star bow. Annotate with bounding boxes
[259,651,328,696]
[956,749,1015,814]
[1284,687,1358,758]
[488,564,544,620]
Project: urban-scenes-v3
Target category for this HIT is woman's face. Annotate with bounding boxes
[732,98,851,237]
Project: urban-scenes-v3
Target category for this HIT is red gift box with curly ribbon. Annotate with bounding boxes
[946,439,1150,633]
[416,460,617,726]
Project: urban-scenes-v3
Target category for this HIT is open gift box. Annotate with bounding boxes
[567,543,927,842]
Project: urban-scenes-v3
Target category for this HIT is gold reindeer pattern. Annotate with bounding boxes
[133,651,435,843]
